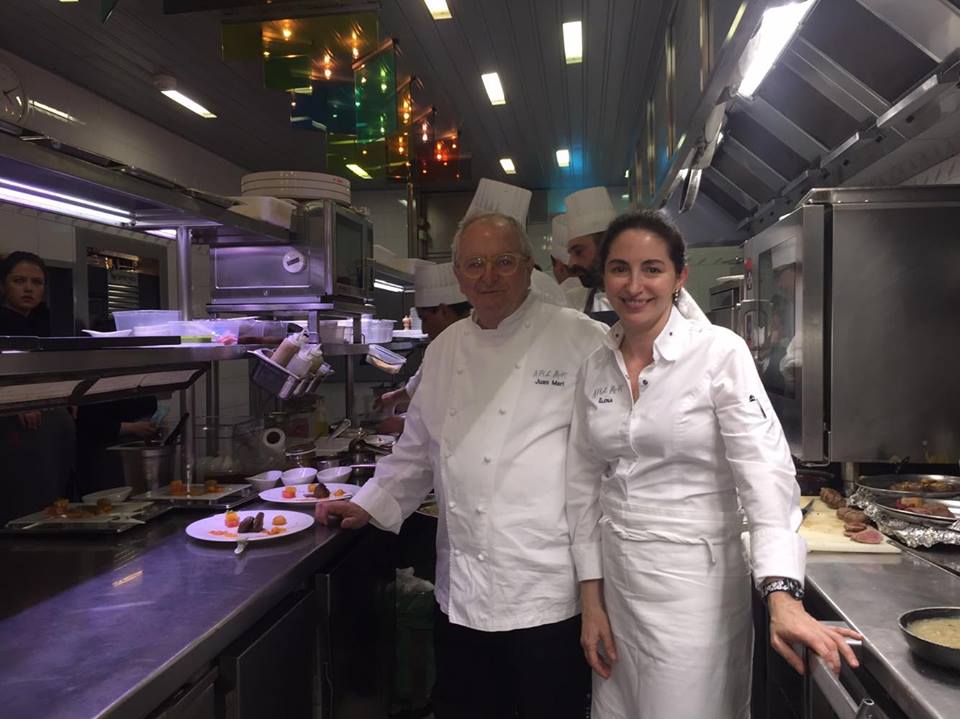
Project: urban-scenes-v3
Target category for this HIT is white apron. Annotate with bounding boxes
[593,497,753,719]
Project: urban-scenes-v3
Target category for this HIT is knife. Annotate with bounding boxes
[801,499,815,518]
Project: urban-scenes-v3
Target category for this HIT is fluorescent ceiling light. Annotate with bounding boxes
[423,0,452,20]
[499,158,516,175]
[562,21,583,64]
[0,177,130,216]
[346,163,372,180]
[0,185,130,225]
[28,100,83,124]
[160,89,217,119]
[374,279,405,293]
[146,229,178,239]
[736,0,815,98]
[481,72,506,106]
[556,149,570,168]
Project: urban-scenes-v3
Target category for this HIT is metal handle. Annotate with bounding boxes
[799,624,887,719]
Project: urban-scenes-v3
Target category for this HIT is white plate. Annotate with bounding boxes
[81,329,134,338]
[185,509,314,542]
[259,482,356,505]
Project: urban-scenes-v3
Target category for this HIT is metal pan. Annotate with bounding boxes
[899,607,960,671]
[855,474,960,499]
[872,497,960,527]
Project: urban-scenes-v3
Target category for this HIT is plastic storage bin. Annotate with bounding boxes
[113,310,180,332]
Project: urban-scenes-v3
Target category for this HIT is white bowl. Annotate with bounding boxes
[81,486,132,504]
[246,470,282,491]
[281,467,318,486]
[317,466,353,483]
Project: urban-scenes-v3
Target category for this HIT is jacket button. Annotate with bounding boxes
[476,505,486,513]
[448,500,456,509]
[482,456,491,464]
[454,548,461,557]
[523,321,531,328]
[498,408,506,415]
[514,362,521,370]
[456,367,463,374]
[478,552,486,561]
[449,408,457,416]
[641,379,648,386]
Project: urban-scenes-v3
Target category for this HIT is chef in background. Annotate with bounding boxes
[563,187,618,320]
[376,262,470,434]
[319,208,607,718]
[549,213,576,287]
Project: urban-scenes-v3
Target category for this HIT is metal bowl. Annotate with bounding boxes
[899,607,960,671]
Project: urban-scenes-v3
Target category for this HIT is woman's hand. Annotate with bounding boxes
[580,579,618,679]
[768,592,861,675]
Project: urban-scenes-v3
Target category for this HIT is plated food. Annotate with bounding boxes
[259,482,354,505]
[899,607,960,671]
[907,617,960,650]
[894,497,956,519]
[184,509,314,543]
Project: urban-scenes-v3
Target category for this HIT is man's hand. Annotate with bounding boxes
[374,388,410,414]
[315,499,372,529]
[377,415,405,435]
[580,579,618,679]
[121,420,159,439]
[17,411,42,430]
[768,592,861,675]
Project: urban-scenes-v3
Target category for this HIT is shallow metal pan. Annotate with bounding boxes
[856,474,960,499]
[872,497,960,527]
[899,607,960,672]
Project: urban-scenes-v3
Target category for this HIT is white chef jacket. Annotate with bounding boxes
[352,292,607,631]
[404,366,422,397]
[566,307,805,586]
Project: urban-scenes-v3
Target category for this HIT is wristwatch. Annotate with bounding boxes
[761,578,805,602]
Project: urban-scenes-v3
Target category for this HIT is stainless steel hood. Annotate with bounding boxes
[641,0,960,236]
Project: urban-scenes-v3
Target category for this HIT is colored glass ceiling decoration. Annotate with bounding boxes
[353,41,398,143]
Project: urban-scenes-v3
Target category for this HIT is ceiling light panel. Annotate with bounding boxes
[499,158,516,175]
[160,89,216,119]
[481,73,506,106]
[562,21,583,64]
[556,149,570,168]
[424,0,452,20]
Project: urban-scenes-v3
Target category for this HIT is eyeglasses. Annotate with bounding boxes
[458,252,528,279]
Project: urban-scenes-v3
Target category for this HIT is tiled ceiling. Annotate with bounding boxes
[0,0,664,191]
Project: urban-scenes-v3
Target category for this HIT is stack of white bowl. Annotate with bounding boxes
[240,171,351,204]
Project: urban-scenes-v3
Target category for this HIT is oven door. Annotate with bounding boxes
[330,203,373,301]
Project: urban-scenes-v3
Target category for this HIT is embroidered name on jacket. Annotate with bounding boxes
[591,384,625,404]
[532,368,568,387]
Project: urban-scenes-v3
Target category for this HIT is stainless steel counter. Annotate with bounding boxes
[0,504,356,719]
[806,550,960,719]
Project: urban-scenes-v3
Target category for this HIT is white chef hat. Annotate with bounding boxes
[463,178,532,227]
[415,262,467,308]
[549,214,570,263]
[565,186,617,242]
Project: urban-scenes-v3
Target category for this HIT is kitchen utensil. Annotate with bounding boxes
[108,441,178,494]
[163,412,189,446]
[801,499,815,517]
[235,537,248,555]
[329,419,351,440]
[899,607,960,671]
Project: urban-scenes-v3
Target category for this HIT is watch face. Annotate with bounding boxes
[0,63,26,123]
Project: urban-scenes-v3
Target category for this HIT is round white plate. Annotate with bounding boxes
[185,509,314,542]
[259,482,356,505]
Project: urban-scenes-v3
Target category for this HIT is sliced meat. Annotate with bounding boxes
[836,506,854,520]
[843,521,868,533]
[820,487,844,509]
[843,510,868,524]
[851,528,885,544]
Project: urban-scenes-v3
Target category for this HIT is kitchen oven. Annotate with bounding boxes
[741,186,960,463]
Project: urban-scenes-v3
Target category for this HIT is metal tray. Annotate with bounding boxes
[873,497,960,527]
[3,501,170,535]
[132,483,256,510]
[855,474,960,499]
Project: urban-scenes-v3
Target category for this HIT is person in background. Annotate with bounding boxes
[0,252,76,524]
[319,213,607,719]
[566,211,860,718]
[549,213,576,287]
[563,187,618,316]
[375,262,471,434]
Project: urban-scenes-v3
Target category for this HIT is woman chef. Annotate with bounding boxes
[565,211,860,718]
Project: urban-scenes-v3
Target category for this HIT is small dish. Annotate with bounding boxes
[81,486,133,504]
[246,470,282,492]
[281,467,318,486]
[317,466,353,483]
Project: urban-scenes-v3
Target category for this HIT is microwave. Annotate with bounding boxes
[208,200,374,308]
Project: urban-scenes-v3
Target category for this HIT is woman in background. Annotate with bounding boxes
[0,252,76,523]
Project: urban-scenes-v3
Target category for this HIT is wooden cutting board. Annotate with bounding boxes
[799,496,900,554]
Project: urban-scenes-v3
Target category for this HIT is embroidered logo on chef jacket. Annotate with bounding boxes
[531,368,568,387]
[591,384,625,404]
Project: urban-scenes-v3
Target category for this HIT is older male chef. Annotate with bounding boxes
[319,210,607,718]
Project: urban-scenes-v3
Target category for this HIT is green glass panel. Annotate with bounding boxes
[265,55,312,91]
[354,44,397,143]
[326,134,386,182]
[292,80,356,134]
[221,22,263,60]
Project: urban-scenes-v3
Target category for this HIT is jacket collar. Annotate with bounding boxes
[603,306,689,362]
[467,289,539,336]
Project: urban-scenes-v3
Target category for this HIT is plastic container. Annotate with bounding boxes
[113,310,180,332]
[249,348,333,400]
[364,319,396,344]
[107,441,179,494]
[271,331,307,367]
[315,320,350,344]
[286,344,323,378]
[195,416,264,481]
[238,319,289,345]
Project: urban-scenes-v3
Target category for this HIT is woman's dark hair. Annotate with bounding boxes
[0,251,46,283]
[598,210,686,275]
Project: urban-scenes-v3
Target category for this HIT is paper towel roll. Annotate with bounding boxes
[261,427,286,452]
